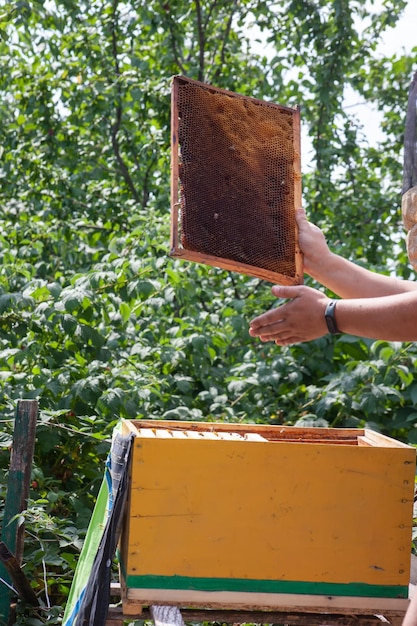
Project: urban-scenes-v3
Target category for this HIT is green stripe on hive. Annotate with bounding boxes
[124,575,408,599]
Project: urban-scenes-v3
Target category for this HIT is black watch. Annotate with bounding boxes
[324,300,340,334]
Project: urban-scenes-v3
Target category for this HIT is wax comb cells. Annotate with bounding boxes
[170,76,303,285]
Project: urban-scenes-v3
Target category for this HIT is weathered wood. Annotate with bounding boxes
[123,419,368,442]
[170,75,180,254]
[127,420,415,448]
[1,400,38,560]
[110,557,415,625]
[169,246,303,285]
[0,542,39,606]
[106,606,402,626]
[120,588,409,615]
[363,429,413,449]
[0,399,38,625]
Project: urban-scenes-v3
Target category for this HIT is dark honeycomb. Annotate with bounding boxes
[172,77,301,281]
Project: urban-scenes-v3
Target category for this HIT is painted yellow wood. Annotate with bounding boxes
[119,420,415,594]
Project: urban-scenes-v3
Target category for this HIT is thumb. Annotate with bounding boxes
[271,285,302,299]
[295,207,308,228]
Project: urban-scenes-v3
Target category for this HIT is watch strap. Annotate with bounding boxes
[325,300,340,334]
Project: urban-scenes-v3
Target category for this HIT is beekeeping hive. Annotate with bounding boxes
[170,76,303,284]
[118,420,415,614]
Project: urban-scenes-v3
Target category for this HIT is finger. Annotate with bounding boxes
[295,208,321,236]
[275,335,302,346]
[249,310,284,332]
[258,330,284,342]
[295,207,307,225]
[257,324,299,343]
[271,284,301,300]
[249,320,284,338]
[250,287,300,332]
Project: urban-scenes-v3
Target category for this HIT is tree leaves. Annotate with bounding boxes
[1,0,417,619]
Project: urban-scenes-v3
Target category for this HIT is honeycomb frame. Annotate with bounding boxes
[170,75,303,284]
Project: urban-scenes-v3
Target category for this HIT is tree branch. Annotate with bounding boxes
[210,0,239,83]
[195,0,205,81]
[159,0,188,74]
[110,0,140,202]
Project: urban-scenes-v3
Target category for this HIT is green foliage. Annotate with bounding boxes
[0,0,417,622]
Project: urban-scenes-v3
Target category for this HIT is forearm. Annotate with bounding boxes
[333,291,417,341]
[296,209,417,298]
[253,209,417,345]
[309,252,417,299]
[249,285,417,345]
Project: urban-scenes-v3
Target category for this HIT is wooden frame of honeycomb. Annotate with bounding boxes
[170,75,303,284]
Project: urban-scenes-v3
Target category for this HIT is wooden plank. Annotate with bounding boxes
[0,399,38,625]
[154,430,173,439]
[106,605,397,626]
[122,588,410,614]
[124,419,365,442]
[126,419,416,449]
[244,433,268,442]
[215,432,245,440]
[268,439,359,444]
[198,432,218,439]
[183,430,202,439]
[358,436,374,447]
[171,430,187,439]
[292,105,304,283]
[170,247,304,284]
[170,430,187,439]
[170,75,180,254]
[114,582,408,625]
[363,429,413,449]
[137,428,156,438]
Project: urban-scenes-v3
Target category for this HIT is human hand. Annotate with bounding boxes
[296,208,332,279]
[249,284,330,345]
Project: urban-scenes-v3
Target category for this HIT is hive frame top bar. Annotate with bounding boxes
[122,419,414,449]
[170,75,303,285]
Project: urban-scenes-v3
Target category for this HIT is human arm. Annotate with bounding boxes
[249,284,417,345]
[296,208,417,298]
[249,209,417,345]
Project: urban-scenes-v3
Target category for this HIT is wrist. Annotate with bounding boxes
[306,251,336,283]
[324,299,340,334]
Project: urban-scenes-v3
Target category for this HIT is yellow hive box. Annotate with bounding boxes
[118,420,416,614]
